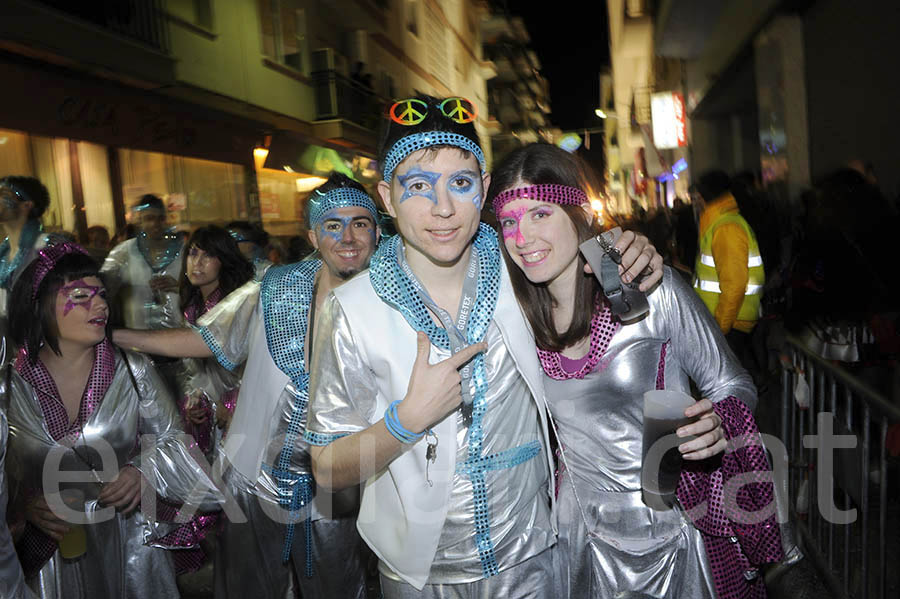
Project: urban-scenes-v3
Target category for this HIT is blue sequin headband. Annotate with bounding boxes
[382,131,486,184]
[0,182,31,204]
[308,187,378,227]
[228,230,252,243]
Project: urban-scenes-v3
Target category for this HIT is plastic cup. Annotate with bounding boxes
[641,390,697,510]
[57,489,87,559]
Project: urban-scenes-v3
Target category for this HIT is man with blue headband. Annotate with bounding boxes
[225,220,272,280]
[114,172,378,598]
[0,176,61,364]
[102,194,187,332]
[0,176,55,292]
[305,95,664,597]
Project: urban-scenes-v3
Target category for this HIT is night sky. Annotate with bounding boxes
[511,2,611,131]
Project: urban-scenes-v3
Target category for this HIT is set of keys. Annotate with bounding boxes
[425,430,439,487]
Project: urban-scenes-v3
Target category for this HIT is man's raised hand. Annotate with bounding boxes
[395,332,487,435]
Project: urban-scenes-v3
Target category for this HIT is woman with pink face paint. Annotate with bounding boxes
[1,244,223,599]
[487,144,783,599]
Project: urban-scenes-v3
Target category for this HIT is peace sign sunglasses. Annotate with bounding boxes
[388,97,478,126]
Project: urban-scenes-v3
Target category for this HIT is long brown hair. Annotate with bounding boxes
[487,144,604,352]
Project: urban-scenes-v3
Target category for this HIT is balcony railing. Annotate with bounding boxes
[312,70,383,131]
[30,0,169,53]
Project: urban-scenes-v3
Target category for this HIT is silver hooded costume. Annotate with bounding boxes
[0,411,31,599]
[100,236,185,331]
[547,267,756,597]
[2,348,223,599]
[195,262,367,599]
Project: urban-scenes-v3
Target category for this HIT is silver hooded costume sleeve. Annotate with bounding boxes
[306,293,379,443]
[195,279,260,372]
[123,352,224,511]
[658,269,757,409]
[0,411,32,599]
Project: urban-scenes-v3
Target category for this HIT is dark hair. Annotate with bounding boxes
[486,143,602,352]
[225,220,269,248]
[376,94,482,178]
[305,172,371,228]
[694,170,731,202]
[8,250,102,361]
[0,175,51,219]
[133,193,165,213]
[286,235,314,262]
[86,225,110,247]
[179,225,255,312]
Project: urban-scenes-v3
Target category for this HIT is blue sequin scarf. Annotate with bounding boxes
[0,219,41,289]
[259,258,322,571]
[369,224,500,351]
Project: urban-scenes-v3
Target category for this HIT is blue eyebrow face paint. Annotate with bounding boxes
[318,209,375,242]
[397,167,441,204]
[447,169,481,207]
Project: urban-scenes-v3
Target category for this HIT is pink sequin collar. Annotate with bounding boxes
[537,302,621,380]
[183,286,223,325]
[15,338,117,441]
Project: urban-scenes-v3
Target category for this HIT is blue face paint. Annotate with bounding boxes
[447,169,481,207]
[397,167,441,204]
[318,210,375,242]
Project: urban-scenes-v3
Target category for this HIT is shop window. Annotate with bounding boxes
[257,168,311,237]
[77,142,116,234]
[0,129,114,237]
[167,0,214,30]
[259,0,309,73]
[118,148,248,230]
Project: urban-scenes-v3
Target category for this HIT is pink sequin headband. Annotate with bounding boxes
[32,242,90,299]
[491,184,589,214]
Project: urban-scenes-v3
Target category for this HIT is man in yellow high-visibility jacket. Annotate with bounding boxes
[691,171,765,350]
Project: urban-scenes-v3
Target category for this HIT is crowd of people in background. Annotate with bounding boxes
[617,162,900,409]
[1,94,896,598]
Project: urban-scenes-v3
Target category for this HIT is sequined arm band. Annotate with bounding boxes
[195,325,239,371]
[302,430,350,447]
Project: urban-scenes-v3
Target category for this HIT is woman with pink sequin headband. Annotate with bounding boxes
[3,243,224,597]
[487,143,781,599]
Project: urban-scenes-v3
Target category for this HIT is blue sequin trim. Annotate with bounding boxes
[308,187,378,227]
[382,131,486,183]
[260,260,321,390]
[0,219,41,289]
[261,463,315,574]
[197,325,239,371]
[260,260,323,571]
[302,430,349,446]
[455,440,541,476]
[369,223,504,578]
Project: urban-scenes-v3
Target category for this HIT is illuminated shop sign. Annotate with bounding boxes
[650,92,687,149]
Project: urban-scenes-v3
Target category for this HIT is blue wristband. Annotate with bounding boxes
[384,400,424,443]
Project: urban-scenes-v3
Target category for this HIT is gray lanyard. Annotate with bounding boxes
[397,245,479,427]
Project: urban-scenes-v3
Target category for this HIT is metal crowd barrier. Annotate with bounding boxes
[781,333,900,598]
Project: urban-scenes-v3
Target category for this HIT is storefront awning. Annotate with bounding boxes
[263,131,380,187]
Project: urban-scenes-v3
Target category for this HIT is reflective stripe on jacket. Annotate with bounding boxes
[693,194,765,332]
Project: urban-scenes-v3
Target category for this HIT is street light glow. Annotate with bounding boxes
[253,146,269,171]
[595,108,608,119]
